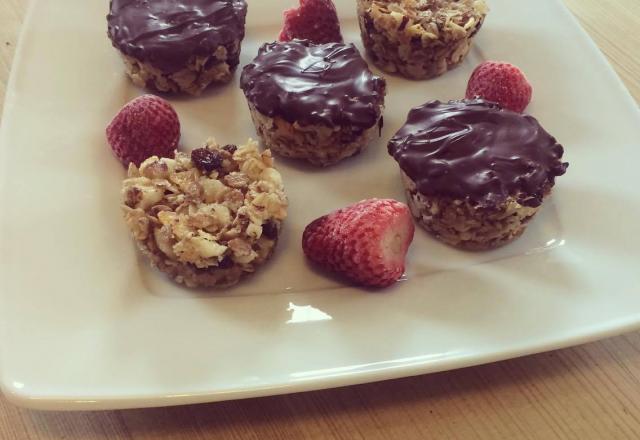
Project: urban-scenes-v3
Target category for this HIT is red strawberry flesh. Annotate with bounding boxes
[465,61,533,113]
[302,199,415,288]
[279,0,343,44]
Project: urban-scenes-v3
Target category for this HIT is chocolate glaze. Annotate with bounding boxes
[240,40,386,129]
[107,0,247,73]
[388,100,568,208]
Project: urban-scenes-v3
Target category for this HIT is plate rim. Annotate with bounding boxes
[4,314,640,410]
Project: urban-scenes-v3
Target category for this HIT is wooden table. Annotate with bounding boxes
[1,0,639,438]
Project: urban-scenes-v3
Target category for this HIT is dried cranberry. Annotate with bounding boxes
[262,221,279,239]
[191,148,223,173]
[218,255,234,269]
[222,144,237,154]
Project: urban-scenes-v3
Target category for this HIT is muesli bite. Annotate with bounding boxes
[240,40,386,166]
[357,0,488,79]
[107,0,248,95]
[388,99,568,250]
[122,139,288,288]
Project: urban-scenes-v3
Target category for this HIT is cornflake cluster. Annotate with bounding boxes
[121,139,288,287]
[358,0,488,79]
[372,0,488,40]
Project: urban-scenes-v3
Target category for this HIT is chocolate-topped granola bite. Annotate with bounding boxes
[388,99,568,250]
[240,40,386,166]
[107,0,248,95]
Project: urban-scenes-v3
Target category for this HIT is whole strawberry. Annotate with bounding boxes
[106,94,180,167]
[302,199,415,288]
[466,61,533,113]
[279,0,343,44]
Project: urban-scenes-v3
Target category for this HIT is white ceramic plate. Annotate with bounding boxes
[1,0,639,411]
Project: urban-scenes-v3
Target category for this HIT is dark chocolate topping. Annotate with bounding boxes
[388,100,568,208]
[107,0,247,73]
[240,40,386,129]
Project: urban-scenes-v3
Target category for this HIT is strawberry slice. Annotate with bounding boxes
[279,0,343,44]
[302,199,415,288]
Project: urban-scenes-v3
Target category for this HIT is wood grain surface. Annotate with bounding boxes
[1,0,639,438]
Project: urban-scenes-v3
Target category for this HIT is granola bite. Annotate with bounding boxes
[357,0,488,79]
[107,0,248,95]
[240,40,386,166]
[388,99,568,250]
[121,139,288,288]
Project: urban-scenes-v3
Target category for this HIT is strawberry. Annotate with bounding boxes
[279,0,343,44]
[302,199,415,288]
[106,94,180,167]
[465,61,533,113]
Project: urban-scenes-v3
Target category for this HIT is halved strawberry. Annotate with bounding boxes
[279,0,343,44]
[302,199,415,288]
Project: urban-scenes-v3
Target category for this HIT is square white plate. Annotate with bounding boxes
[2,0,640,410]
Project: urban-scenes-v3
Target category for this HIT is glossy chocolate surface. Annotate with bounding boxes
[240,40,386,129]
[388,100,568,207]
[107,0,247,73]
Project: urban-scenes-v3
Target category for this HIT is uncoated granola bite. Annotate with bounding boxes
[107,0,248,95]
[121,139,288,288]
[240,40,386,166]
[357,0,488,79]
[388,99,568,250]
